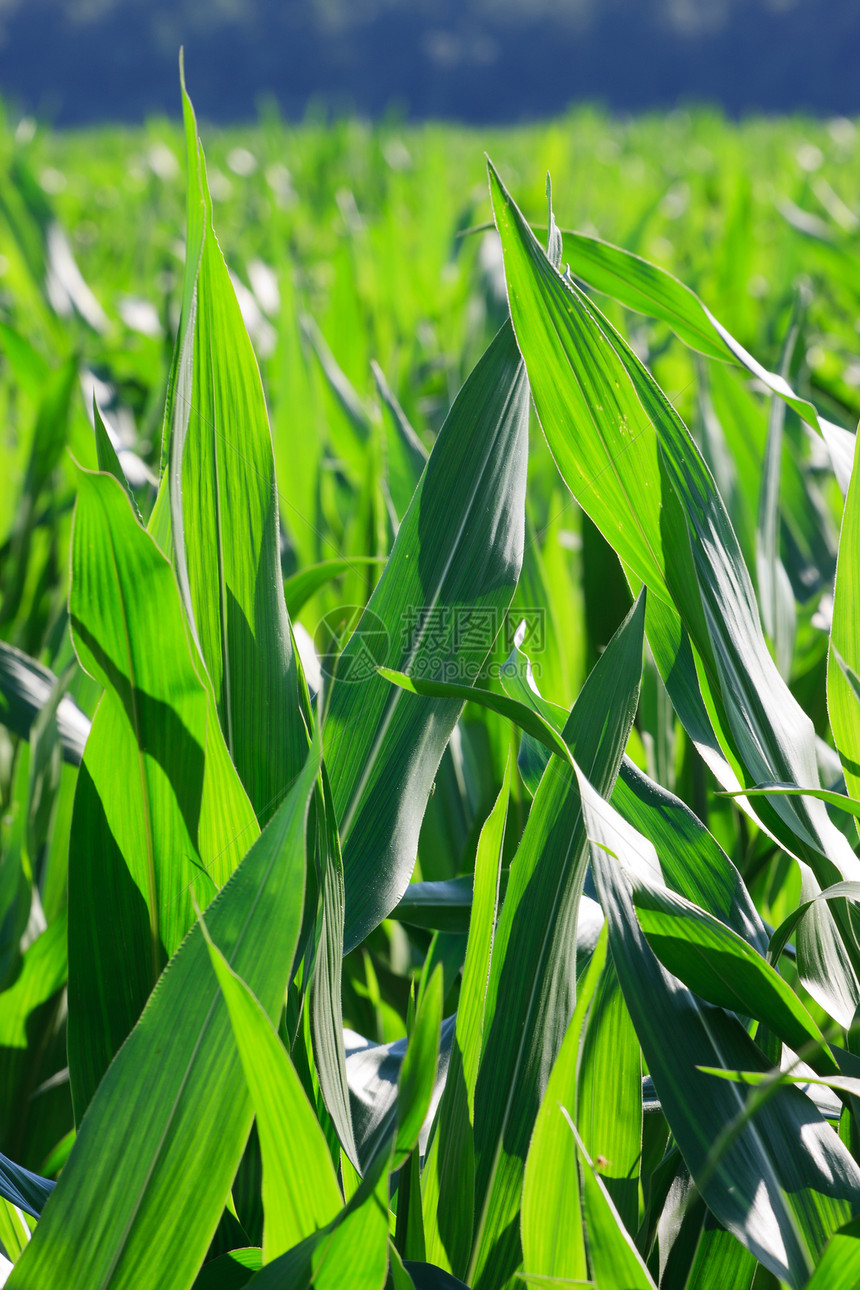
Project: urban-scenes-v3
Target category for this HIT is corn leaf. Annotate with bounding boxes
[150,64,308,825]
[324,320,528,952]
[422,762,510,1277]
[199,920,343,1263]
[0,642,89,765]
[519,926,606,1290]
[469,592,645,1290]
[66,467,259,1117]
[829,429,860,808]
[572,1121,657,1290]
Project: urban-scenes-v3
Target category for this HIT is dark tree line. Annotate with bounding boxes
[1,0,857,125]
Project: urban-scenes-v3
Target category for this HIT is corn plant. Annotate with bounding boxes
[1,69,860,1290]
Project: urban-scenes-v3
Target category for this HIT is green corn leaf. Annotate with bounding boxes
[389,876,475,934]
[284,557,385,619]
[245,1142,392,1290]
[631,885,838,1075]
[199,914,343,1263]
[577,955,642,1234]
[720,783,860,820]
[388,1242,416,1290]
[520,925,606,1290]
[768,881,860,967]
[829,429,860,809]
[468,592,645,1290]
[755,310,801,681]
[7,737,319,1290]
[92,398,142,521]
[66,467,259,1117]
[192,1248,262,1290]
[422,760,510,1278]
[578,768,860,1290]
[149,65,308,825]
[403,1263,471,1289]
[310,763,360,1168]
[396,966,443,1165]
[572,1121,657,1290]
[324,320,528,952]
[805,1218,860,1290]
[697,1067,860,1100]
[539,222,854,494]
[681,1217,759,1290]
[612,757,768,951]
[0,1198,31,1266]
[0,912,67,1162]
[371,359,428,526]
[378,668,573,768]
[498,633,569,796]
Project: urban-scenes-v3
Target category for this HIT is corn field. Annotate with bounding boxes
[2,65,860,1289]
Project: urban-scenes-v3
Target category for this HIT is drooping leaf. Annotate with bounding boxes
[378,668,573,768]
[284,557,385,619]
[551,223,854,493]
[0,1156,53,1222]
[631,884,838,1075]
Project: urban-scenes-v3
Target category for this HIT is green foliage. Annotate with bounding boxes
[1,75,860,1289]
